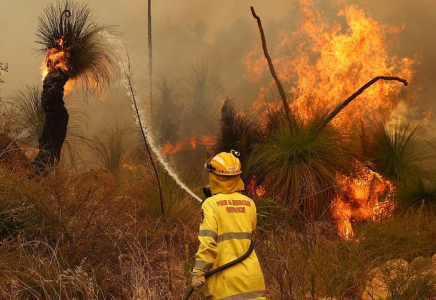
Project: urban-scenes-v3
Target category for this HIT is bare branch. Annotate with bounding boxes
[251,6,293,128]
[123,48,165,220]
[321,76,408,129]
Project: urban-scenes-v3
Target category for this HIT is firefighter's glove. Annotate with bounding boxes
[191,270,206,291]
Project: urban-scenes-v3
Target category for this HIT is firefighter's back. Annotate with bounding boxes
[204,192,266,300]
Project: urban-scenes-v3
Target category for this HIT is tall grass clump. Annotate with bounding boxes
[246,117,352,220]
[365,122,435,183]
[215,98,262,166]
[395,179,436,213]
[90,123,132,176]
[9,85,45,142]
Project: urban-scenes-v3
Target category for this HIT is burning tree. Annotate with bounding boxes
[245,2,413,229]
[33,0,115,173]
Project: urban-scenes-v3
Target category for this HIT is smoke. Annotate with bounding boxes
[103,31,202,202]
[2,0,436,171]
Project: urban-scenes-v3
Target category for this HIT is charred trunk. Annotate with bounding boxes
[32,68,69,174]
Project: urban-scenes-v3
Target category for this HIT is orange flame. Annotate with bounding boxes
[246,179,266,198]
[40,38,75,95]
[162,135,215,155]
[332,161,396,240]
[243,0,415,238]
[244,1,416,128]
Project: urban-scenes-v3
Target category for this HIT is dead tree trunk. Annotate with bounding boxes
[148,0,153,116]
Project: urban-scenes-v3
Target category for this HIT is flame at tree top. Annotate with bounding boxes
[244,0,417,238]
[39,9,76,95]
[40,37,75,95]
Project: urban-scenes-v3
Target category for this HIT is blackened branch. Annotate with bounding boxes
[322,76,408,129]
[251,6,293,128]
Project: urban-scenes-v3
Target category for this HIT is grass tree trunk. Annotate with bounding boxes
[33,68,69,174]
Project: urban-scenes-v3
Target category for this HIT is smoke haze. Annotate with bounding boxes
[1,0,436,166]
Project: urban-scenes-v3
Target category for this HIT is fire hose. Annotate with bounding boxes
[183,242,255,300]
[184,185,255,300]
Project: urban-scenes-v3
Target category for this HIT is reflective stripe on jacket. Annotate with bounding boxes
[193,192,266,300]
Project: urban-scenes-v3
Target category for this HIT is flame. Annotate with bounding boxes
[244,1,416,129]
[243,0,415,238]
[162,135,215,155]
[246,179,266,198]
[40,38,75,95]
[332,161,396,240]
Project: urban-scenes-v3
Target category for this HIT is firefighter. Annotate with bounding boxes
[191,151,266,299]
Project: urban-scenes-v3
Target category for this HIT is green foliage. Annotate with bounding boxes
[36,0,116,95]
[183,244,193,280]
[246,117,352,220]
[395,178,436,212]
[365,122,435,183]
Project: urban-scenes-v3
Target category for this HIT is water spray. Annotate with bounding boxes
[117,48,202,203]
[139,125,203,203]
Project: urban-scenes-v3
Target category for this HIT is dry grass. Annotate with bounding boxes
[1,161,436,299]
[0,161,199,299]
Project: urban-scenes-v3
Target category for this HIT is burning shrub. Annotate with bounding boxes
[36,0,116,95]
[246,116,353,221]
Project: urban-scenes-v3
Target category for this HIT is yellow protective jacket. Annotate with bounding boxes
[193,174,266,300]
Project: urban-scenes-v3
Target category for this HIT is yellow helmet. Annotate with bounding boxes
[205,150,242,176]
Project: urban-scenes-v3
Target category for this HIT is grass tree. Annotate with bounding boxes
[33,0,115,173]
[365,122,435,183]
[246,116,353,220]
[364,122,436,212]
[154,72,180,145]
[215,98,262,168]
